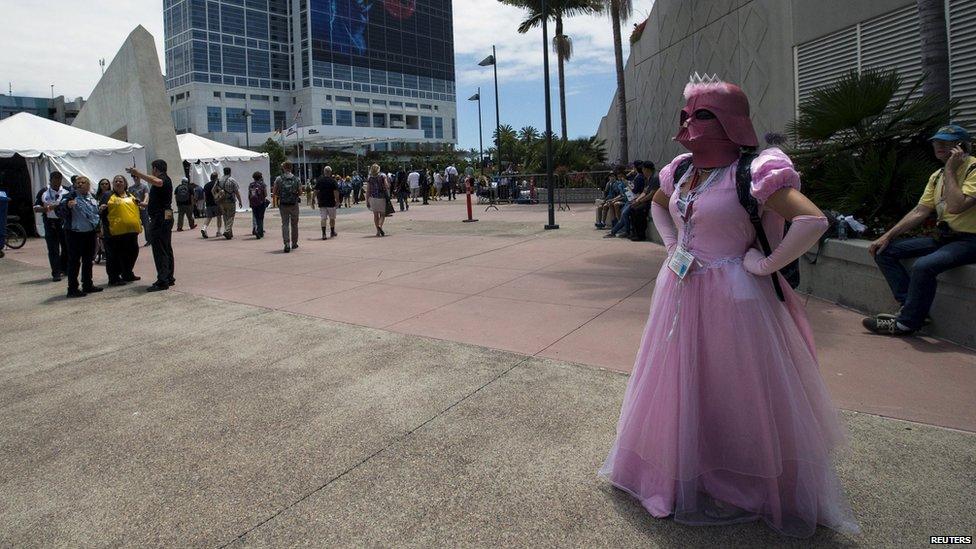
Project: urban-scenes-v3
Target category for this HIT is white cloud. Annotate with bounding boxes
[0,0,646,108]
[0,0,165,99]
[452,0,635,86]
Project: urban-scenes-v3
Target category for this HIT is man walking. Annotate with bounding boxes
[420,168,430,205]
[60,176,103,298]
[864,124,976,335]
[445,164,459,200]
[273,161,301,252]
[32,171,69,281]
[315,166,340,240]
[127,159,176,292]
[215,167,242,239]
[408,168,420,202]
[351,171,363,204]
[174,176,197,231]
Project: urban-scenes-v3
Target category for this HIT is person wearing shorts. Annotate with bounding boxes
[315,166,340,240]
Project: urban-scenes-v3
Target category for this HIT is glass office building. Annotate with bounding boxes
[164,0,457,150]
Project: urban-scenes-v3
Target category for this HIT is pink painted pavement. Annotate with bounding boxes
[6,201,975,432]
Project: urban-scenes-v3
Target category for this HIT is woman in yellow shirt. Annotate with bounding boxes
[99,175,143,286]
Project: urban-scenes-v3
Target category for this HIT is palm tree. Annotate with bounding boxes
[605,0,631,165]
[915,0,950,120]
[518,125,540,142]
[502,0,603,141]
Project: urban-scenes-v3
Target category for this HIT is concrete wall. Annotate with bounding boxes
[74,26,181,176]
[596,0,914,166]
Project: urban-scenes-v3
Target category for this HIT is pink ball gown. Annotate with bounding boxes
[599,149,860,538]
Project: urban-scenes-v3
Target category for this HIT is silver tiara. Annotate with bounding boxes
[688,72,722,85]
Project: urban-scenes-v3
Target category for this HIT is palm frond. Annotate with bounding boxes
[553,34,573,60]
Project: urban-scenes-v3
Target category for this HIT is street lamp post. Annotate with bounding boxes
[241,105,252,148]
[479,47,501,179]
[467,88,484,171]
[541,0,557,230]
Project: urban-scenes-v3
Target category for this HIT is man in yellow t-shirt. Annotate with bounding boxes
[864,124,976,335]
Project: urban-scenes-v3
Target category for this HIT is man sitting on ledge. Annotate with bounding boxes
[864,124,976,336]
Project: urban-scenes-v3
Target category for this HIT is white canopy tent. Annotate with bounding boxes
[177,133,270,211]
[0,112,147,235]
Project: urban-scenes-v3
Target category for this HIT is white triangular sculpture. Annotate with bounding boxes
[73,25,181,176]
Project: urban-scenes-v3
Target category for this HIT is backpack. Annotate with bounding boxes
[277,174,300,205]
[673,152,799,302]
[249,181,267,208]
[213,176,233,202]
[174,183,192,205]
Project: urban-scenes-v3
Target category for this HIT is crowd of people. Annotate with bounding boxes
[28,160,473,293]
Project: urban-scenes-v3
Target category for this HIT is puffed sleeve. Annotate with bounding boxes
[657,153,693,197]
[750,147,801,203]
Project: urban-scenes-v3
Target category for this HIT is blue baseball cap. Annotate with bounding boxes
[929,124,970,142]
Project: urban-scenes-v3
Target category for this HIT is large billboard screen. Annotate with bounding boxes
[310,0,455,82]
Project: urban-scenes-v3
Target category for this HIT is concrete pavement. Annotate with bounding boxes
[1,201,974,546]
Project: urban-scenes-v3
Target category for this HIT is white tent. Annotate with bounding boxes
[177,133,270,211]
[0,112,147,234]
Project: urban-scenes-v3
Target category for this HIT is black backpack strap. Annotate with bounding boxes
[672,157,693,195]
[736,152,786,302]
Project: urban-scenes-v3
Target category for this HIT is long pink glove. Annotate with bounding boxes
[743,215,828,276]
[651,201,677,252]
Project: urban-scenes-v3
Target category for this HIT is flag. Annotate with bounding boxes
[293,106,303,124]
[285,123,298,137]
[478,54,495,67]
[467,92,480,101]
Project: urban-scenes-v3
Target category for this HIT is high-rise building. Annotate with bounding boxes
[163,0,457,152]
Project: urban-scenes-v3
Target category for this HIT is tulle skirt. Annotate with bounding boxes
[600,259,860,537]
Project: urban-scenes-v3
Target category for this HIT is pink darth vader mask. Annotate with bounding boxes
[674,75,758,169]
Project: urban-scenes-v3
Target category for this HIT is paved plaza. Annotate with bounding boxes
[1,201,974,547]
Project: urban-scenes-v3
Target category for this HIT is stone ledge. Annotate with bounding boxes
[645,214,976,348]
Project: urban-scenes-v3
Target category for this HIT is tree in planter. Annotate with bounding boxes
[916,0,950,120]
[787,69,953,231]
[257,138,287,180]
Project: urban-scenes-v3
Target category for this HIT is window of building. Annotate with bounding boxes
[207,106,223,132]
[214,91,222,98]
[321,109,333,125]
[251,109,271,132]
[354,97,370,105]
[226,107,247,132]
[226,92,246,99]
[372,99,387,106]
[389,114,404,128]
[335,95,352,104]
[405,102,418,109]
[273,110,286,131]
[221,5,246,35]
[249,94,270,101]
[434,117,444,139]
[452,118,457,140]
[421,116,434,139]
[335,110,353,126]
[354,111,369,127]
[420,104,432,110]
[389,101,403,108]
[372,113,387,128]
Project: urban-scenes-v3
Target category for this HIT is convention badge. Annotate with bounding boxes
[668,247,695,279]
[164,209,174,221]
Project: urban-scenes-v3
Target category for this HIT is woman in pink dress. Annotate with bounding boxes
[599,75,860,538]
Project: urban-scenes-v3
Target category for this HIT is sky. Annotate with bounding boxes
[0,0,651,151]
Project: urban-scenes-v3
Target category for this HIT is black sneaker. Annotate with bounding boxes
[284,244,291,253]
[146,283,169,292]
[82,286,103,293]
[66,289,87,298]
[123,275,141,282]
[224,232,233,240]
[603,233,616,238]
[292,242,299,249]
[877,308,932,326]
[331,228,337,237]
[52,274,63,282]
[862,316,915,336]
